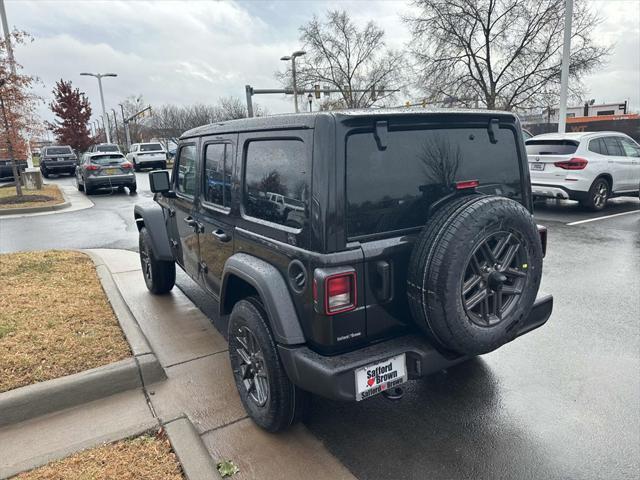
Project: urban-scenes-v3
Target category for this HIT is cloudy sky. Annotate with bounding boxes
[5,0,640,127]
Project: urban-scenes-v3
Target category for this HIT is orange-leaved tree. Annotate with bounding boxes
[48,79,93,152]
[0,30,42,196]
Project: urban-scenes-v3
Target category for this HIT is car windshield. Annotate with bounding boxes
[97,145,119,152]
[140,144,163,152]
[525,139,579,155]
[90,154,125,165]
[46,147,72,155]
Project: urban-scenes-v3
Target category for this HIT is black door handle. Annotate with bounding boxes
[212,229,231,242]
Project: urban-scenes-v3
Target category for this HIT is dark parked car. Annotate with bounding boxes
[134,110,553,432]
[76,152,136,194]
[40,145,77,178]
[0,158,28,180]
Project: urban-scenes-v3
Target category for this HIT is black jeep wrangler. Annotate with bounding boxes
[134,109,552,432]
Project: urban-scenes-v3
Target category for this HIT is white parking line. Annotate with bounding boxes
[567,209,640,226]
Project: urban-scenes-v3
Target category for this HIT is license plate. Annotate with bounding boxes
[355,354,407,401]
[105,168,119,175]
[530,162,545,171]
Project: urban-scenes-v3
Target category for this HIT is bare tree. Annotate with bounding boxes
[146,97,265,146]
[281,10,404,109]
[406,0,609,111]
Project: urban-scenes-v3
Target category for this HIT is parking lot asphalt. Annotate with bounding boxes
[1,175,639,479]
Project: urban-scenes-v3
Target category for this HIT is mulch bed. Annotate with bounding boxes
[0,194,54,205]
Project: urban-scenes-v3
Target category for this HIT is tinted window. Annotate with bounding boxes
[203,143,231,208]
[46,147,72,155]
[140,143,163,152]
[525,140,578,155]
[176,145,197,196]
[244,139,309,229]
[588,138,607,155]
[347,127,522,238]
[602,137,624,156]
[96,145,119,152]
[619,138,640,157]
[89,154,125,165]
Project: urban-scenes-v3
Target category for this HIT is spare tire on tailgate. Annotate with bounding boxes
[407,194,543,355]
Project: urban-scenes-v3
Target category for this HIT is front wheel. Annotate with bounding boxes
[129,183,137,194]
[41,168,49,179]
[582,177,609,211]
[139,227,175,294]
[133,159,139,172]
[76,173,84,192]
[228,297,308,432]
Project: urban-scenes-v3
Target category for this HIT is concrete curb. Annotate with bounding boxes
[0,200,69,215]
[0,359,142,428]
[164,417,220,480]
[0,251,166,428]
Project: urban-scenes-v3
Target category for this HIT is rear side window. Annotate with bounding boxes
[97,145,119,152]
[243,139,309,229]
[203,143,232,208]
[175,145,197,196]
[588,138,607,155]
[602,137,624,156]
[618,138,640,157]
[347,127,522,238]
[140,143,163,152]
[525,140,578,155]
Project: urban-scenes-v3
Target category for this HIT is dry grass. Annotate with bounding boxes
[0,250,131,392]
[0,184,65,210]
[13,431,184,480]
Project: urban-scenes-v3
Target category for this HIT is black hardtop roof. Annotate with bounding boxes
[180,108,518,139]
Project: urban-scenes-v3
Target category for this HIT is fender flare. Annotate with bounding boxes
[221,253,306,345]
[133,204,174,261]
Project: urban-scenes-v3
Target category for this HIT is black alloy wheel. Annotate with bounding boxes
[232,325,269,407]
[461,231,529,327]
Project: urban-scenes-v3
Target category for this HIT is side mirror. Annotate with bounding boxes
[149,170,171,194]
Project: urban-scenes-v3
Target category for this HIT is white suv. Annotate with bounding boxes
[126,142,168,171]
[526,132,640,210]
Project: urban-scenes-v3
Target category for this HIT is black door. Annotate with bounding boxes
[197,136,236,297]
[170,142,201,279]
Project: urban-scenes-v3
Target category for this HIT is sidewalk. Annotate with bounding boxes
[0,248,354,480]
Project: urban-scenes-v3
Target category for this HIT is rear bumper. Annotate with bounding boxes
[136,157,166,165]
[279,294,553,401]
[86,174,136,188]
[41,162,76,172]
[532,183,588,202]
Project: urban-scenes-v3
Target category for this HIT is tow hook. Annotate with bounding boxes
[382,386,404,401]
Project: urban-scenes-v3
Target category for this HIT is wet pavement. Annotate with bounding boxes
[1,175,638,479]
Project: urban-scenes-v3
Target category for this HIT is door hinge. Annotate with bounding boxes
[170,239,178,248]
[198,261,208,274]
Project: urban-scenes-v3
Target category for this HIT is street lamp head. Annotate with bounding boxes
[103,73,118,77]
[307,93,313,100]
[80,72,94,77]
[280,56,291,61]
[292,50,306,58]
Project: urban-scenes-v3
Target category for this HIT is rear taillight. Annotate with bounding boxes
[121,162,133,170]
[85,164,99,171]
[314,269,357,315]
[554,157,588,170]
[456,179,479,190]
[537,224,547,257]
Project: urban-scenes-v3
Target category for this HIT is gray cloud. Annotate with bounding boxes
[5,0,639,129]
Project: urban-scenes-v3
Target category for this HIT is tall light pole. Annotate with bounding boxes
[80,72,117,143]
[0,0,16,76]
[111,108,120,147]
[280,50,305,113]
[557,0,573,133]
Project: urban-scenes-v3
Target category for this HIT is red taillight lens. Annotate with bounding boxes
[554,157,588,170]
[85,164,99,171]
[325,273,356,314]
[456,179,479,190]
[121,162,133,170]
